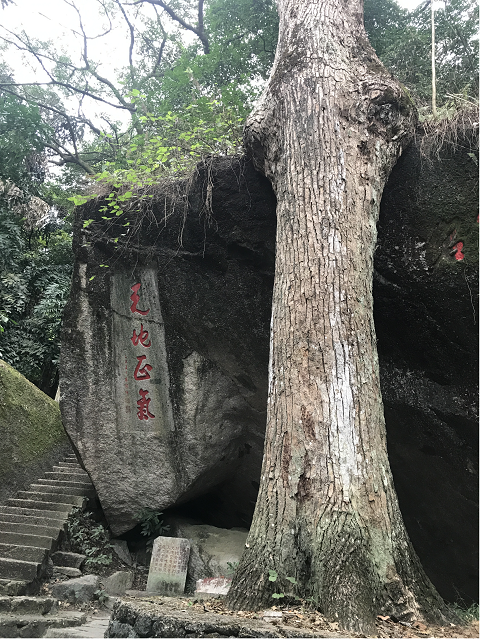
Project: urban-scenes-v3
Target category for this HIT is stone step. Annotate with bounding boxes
[0,521,62,538]
[29,484,95,498]
[0,610,87,638]
[0,513,67,528]
[44,472,90,483]
[15,492,86,507]
[44,614,111,638]
[0,507,68,521]
[0,558,41,581]
[0,579,30,596]
[0,532,53,550]
[50,467,89,477]
[35,479,93,491]
[0,595,55,615]
[5,500,73,514]
[56,462,83,469]
[0,544,48,564]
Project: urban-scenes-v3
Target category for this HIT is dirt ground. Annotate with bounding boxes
[176,597,479,639]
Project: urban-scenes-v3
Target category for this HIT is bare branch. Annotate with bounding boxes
[0,80,136,112]
[141,13,168,79]
[0,28,137,112]
[124,0,210,53]
[115,0,136,83]
[197,0,204,41]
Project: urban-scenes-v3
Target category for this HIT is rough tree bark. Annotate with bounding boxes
[226,0,453,633]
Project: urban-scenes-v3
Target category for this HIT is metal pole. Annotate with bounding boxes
[431,1,437,117]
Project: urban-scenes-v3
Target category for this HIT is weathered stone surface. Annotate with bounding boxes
[54,566,82,578]
[373,138,478,604]
[104,571,134,596]
[51,574,99,604]
[146,537,190,595]
[195,577,231,596]
[60,158,274,536]
[168,519,246,593]
[0,360,71,505]
[62,139,478,605]
[106,597,346,638]
[51,552,86,569]
[111,540,133,566]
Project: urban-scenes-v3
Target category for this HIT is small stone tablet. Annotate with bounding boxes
[146,537,190,595]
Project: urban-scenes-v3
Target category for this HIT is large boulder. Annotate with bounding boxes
[61,134,478,603]
[167,518,248,593]
[373,138,478,604]
[51,574,99,604]
[0,359,71,504]
[60,158,275,535]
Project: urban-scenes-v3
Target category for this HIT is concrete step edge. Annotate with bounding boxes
[0,532,54,550]
[5,500,73,512]
[0,545,48,564]
[0,507,69,520]
[28,486,95,498]
[0,610,88,628]
[35,479,93,488]
[0,514,67,526]
[0,579,30,596]
[50,468,89,476]
[0,521,63,536]
[10,495,84,507]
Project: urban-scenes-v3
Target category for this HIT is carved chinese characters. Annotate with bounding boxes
[111,269,174,438]
[129,283,155,420]
[146,537,190,595]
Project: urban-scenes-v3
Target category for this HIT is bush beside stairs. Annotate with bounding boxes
[0,453,98,637]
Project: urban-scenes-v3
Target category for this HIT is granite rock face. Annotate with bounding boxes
[51,575,100,604]
[61,138,478,603]
[60,158,275,535]
[167,518,248,593]
[0,359,71,505]
[373,139,478,604]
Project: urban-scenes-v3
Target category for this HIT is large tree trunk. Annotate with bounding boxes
[226,0,452,633]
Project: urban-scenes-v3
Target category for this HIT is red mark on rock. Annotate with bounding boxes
[137,389,155,420]
[130,283,150,315]
[131,324,151,348]
[453,241,464,261]
[134,355,152,381]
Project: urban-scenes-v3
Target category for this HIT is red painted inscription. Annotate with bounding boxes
[134,355,152,381]
[130,283,150,315]
[453,241,464,261]
[131,324,151,347]
[137,389,155,420]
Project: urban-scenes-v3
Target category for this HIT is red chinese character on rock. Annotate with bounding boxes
[130,283,150,316]
[134,355,152,381]
[130,324,151,348]
[137,389,155,420]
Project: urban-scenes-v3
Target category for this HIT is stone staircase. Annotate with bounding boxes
[0,595,88,637]
[0,454,95,597]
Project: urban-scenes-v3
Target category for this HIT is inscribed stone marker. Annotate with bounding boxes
[146,537,190,595]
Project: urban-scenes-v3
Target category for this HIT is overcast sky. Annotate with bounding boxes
[0,0,431,128]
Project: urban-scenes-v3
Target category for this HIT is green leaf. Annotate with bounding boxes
[272,593,285,599]
[268,570,277,582]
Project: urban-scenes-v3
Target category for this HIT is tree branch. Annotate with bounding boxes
[124,0,210,53]
[114,0,136,83]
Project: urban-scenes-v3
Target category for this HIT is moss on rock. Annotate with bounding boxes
[0,359,71,503]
